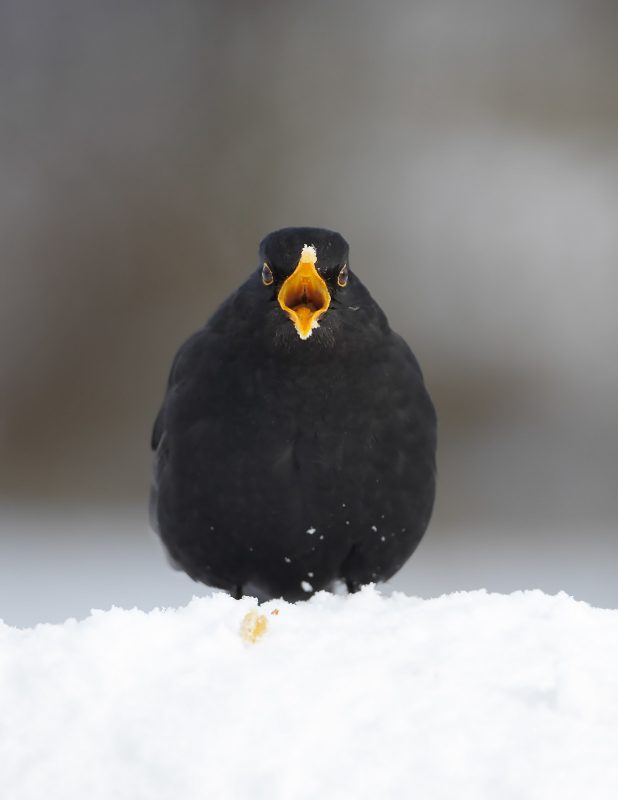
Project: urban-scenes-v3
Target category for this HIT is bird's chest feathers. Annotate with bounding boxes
[210,354,367,470]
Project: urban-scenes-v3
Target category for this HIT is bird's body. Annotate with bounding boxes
[151,228,436,601]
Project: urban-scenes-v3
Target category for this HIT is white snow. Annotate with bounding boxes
[2,587,618,799]
[300,244,317,263]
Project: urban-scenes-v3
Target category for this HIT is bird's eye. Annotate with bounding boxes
[337,263,349,287]
[262,263,274,286]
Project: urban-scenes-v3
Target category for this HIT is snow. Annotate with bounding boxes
[2,587,618,800]
[300,244,317,263]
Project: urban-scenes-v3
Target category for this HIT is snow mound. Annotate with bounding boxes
[2,588,618,799]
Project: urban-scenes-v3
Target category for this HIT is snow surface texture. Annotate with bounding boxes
[2,588,618,800]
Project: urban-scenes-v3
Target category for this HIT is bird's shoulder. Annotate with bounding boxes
[150,326,215,450]
[366,329,437,442]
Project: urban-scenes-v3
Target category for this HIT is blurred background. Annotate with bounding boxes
[1,0,617,625]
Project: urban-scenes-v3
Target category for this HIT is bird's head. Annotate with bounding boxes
[258,227,351,342]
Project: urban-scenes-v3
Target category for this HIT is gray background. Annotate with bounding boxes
[1,0,617,625]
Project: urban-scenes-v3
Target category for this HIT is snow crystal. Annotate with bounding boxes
[2,588,618,800]
[306,526,316,535]
[371,525,378,532]
[300,581,313,593]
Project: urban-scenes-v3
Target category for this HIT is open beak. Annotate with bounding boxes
[277,245,330,340]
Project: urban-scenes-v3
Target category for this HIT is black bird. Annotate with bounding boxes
[150,227,436,601]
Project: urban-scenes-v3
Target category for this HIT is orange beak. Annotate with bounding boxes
[277,245,331,340]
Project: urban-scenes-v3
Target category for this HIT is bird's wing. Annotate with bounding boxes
[339,332,437,588]
[150,328,207,451]
[151,408,164,452]
[150,328,210,538]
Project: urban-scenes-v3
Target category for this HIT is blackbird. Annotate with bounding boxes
[150,227,437,601]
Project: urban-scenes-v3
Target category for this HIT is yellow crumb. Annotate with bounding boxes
[240,610,268,643]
